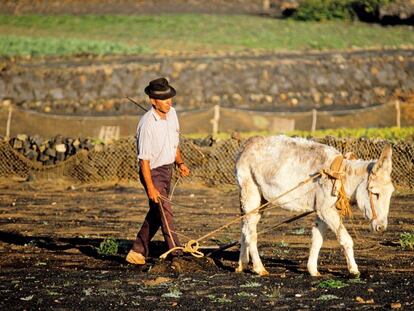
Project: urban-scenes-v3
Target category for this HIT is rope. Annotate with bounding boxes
[169,176,180,201]
[159,172,321,259]
[205,210,315,256]
[336,180,352,218]
[158,200,177,249]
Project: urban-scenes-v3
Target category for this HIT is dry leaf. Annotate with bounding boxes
[391,302,402,309]
[143,277,172,286]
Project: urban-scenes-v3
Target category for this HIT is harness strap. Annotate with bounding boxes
[369,192,378,221]
[323,154,352,218]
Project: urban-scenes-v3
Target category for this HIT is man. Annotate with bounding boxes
[126,77,190,265]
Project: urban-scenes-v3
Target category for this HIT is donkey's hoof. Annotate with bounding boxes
[235,266,244,273]
[309,271,321,277]
[349,271,360,279]
[255,269,269,276]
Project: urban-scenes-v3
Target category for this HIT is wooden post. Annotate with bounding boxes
[262,0,270,13]
[395,100,401,129]
[311,108,317,132]
[210,105,220,137]
[6,105,12,139]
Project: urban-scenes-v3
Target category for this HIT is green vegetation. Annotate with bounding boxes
[399,232,414,250]
[236,291,257,297]
[97,237,118,256]
[208,294,232,303]
[0,35,149,57]
[317,294,340,300]
[318,279,348,289]
[273,240,290,256]
[161,288,182,298]
[293,0,395,21]
[0,14,412,56]
[240,281,262,288]
[185,127,414,142]
[293,0,355,21]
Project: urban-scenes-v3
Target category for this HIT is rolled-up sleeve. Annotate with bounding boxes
[137,124,152,160]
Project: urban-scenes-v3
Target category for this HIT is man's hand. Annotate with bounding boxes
[147,185,160,203]
[178,163,190,177]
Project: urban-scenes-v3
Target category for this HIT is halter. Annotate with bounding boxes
[367,174,378,222]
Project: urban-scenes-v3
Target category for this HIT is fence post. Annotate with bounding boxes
[395,100,401,129]
[211,105,220,137]
[262,0,270,13]
[6,105,13,139]
[311,108,317,133]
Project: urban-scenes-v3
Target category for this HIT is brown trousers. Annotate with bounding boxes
[132,164,180,257]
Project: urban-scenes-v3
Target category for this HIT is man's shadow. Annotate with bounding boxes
[0,230,172,265]
[0,231,239,270]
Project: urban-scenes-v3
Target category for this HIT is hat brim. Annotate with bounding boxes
[145,85,176,100]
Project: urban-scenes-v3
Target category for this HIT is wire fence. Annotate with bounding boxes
[0,136,413,188]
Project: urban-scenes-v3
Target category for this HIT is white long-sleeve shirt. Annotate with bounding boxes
[136,107,180,170]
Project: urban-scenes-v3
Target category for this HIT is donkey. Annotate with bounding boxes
[235,135,394,277]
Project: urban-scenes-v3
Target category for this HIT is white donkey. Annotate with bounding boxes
[235,135,394,277]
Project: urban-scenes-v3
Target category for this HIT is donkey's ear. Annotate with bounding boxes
[372,144,392,176]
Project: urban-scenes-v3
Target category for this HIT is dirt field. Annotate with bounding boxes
[0,180,413,310]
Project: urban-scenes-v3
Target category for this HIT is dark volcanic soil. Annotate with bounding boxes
[0,181,413,310]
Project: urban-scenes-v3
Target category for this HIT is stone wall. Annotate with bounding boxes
[1,49,413,115]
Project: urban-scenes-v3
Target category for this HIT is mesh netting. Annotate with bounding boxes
[0,137,413,188]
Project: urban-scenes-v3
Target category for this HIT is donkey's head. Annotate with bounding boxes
[356,144,394,233]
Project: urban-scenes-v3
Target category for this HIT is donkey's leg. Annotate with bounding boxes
[236,178,266,275]
[307,216,327,277]
[247,212,268,276]
[235,219,249,273]
[320,207,359,277]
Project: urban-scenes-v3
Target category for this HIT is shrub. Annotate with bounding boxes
[354,0,394,14]
[399,232,414,250]
[97,237,119,256]
[292,0,395,21]
[293,0,355,21]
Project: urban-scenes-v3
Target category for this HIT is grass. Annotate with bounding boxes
[0,14,413,56]
[318,279,348,289]
[399,232,414,250]
[184,127,414,142]
[161,288,182,298]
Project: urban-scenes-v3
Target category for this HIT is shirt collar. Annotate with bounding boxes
[150,107,174,121]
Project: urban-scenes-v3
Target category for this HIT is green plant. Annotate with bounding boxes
[208,294,232,303]
[399,232,414,250]
[317,294,340,300]
[318,279,348,289]
[240,281,262,288]
[265,286,281,299]
[161,288,182,298]
[355,0,394,13]
[278,240,289,248]
[97,237,118,256]
[293,0,395,21]
[292,228,306,235]
[236,291,257,297]
[293,0,354,21]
